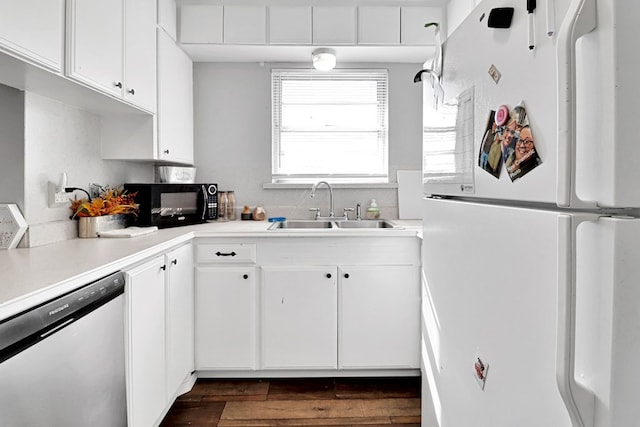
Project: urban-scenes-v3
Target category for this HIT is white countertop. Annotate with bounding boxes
[0,219,422,319]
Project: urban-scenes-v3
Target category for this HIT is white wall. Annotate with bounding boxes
[20,92,154,247]
[0,85,25,209]
[447,0,480,36]
[193,62,423,220]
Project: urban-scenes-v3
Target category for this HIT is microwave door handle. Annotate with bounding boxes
[201,185,207,220]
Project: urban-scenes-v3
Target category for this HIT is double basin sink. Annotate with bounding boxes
[268,219,399,230]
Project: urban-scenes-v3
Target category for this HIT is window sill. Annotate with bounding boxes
[263,182,399,190]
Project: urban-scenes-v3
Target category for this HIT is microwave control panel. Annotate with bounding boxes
[204,184,218,220]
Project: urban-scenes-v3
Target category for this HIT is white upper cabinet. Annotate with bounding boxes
[269,6,312,45]
[66,0,156,113]
[158,0,178,41]
[312,6,356,45]
[180,4,223,44]
[123,0,157,112]
[401,6,443,45]
[179,4,442,48]
[157,29,194,165]
[0,0,64,72]
[224,6,266,45]
[66,0,124,98]
[358,6,400,45]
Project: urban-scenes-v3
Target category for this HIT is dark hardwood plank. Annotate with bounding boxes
[335,377,420,399]
[220,398,420,421]
[178,379,270,402]
[160,401,226,427]
[218,416,391,426]
[267,378,337,400]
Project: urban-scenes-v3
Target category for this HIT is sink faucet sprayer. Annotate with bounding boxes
[310,181,334,218]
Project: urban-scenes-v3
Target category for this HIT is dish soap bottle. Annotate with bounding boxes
[366,199,380,219]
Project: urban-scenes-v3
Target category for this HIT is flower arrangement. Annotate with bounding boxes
[70,186,138,219]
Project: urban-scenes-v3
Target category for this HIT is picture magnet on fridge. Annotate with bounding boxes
[501,102,542,181]
[478,110,503,178]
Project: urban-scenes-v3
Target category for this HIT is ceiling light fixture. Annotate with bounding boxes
[312,48,336,71]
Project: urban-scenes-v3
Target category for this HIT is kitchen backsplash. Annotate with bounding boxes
[15,91,154,248]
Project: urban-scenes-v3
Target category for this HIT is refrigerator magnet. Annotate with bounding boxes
[474,356,489,390]
[495,105,509,126]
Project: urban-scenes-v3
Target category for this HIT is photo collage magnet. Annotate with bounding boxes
[478,102,542,181]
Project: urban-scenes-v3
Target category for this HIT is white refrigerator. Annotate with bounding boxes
[420,0,640,426]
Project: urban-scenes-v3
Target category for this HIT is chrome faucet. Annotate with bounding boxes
[309,181,334,218]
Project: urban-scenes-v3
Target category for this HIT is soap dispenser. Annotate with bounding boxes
[366,199,380,220]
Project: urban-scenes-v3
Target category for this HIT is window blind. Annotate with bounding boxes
[271,69,389,183]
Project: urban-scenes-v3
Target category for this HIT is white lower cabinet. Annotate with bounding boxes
[125,243,194,427]
[195,266,257,370]
[165,243,194,400]
[338,265,420,369]
[194,236,421,375]
[261,266,338,369]
[125,255,167,427]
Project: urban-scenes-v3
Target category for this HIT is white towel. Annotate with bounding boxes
[99,226,158,238]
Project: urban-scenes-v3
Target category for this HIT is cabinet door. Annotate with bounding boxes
[269,6,312,45]
[400,6,443,45]
[157,28,194,164]
[358,6,400,45]
[312,6,356,45]
[195,266,256,369]
[180,4,223,44]
[67,0,123,97]
[165,243,194,399]
[338,265,420,369]
[223,6,266,45]
[261,266,337,369]
[158,0,178,42]
[123,0,156,112]
[0,0,64,71]
[125,256,167,427]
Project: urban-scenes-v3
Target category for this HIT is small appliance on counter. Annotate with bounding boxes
[123,183,217,228]
[155,166,196,183]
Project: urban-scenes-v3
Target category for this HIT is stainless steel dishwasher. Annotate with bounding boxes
[0,271,127,427]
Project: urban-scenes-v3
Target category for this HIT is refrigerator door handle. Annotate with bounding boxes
[556,214,596,427]
[556,0,597,208]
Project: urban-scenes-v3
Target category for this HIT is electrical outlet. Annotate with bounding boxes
[89,183,103,199]
[48,182,69,208]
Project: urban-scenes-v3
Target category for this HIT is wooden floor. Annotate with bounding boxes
[160,377,421,427]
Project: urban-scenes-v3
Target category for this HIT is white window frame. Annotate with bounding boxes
[271,69,389,184]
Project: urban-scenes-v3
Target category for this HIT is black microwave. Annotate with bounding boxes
[123,183,218,228]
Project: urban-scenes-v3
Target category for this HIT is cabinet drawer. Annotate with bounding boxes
[197,243,256,263]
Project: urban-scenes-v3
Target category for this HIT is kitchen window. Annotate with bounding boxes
[271,69,389,184]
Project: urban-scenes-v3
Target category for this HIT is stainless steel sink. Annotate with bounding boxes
[268,219,399,230]
[334,220,398,229]
[268,220,334,229]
